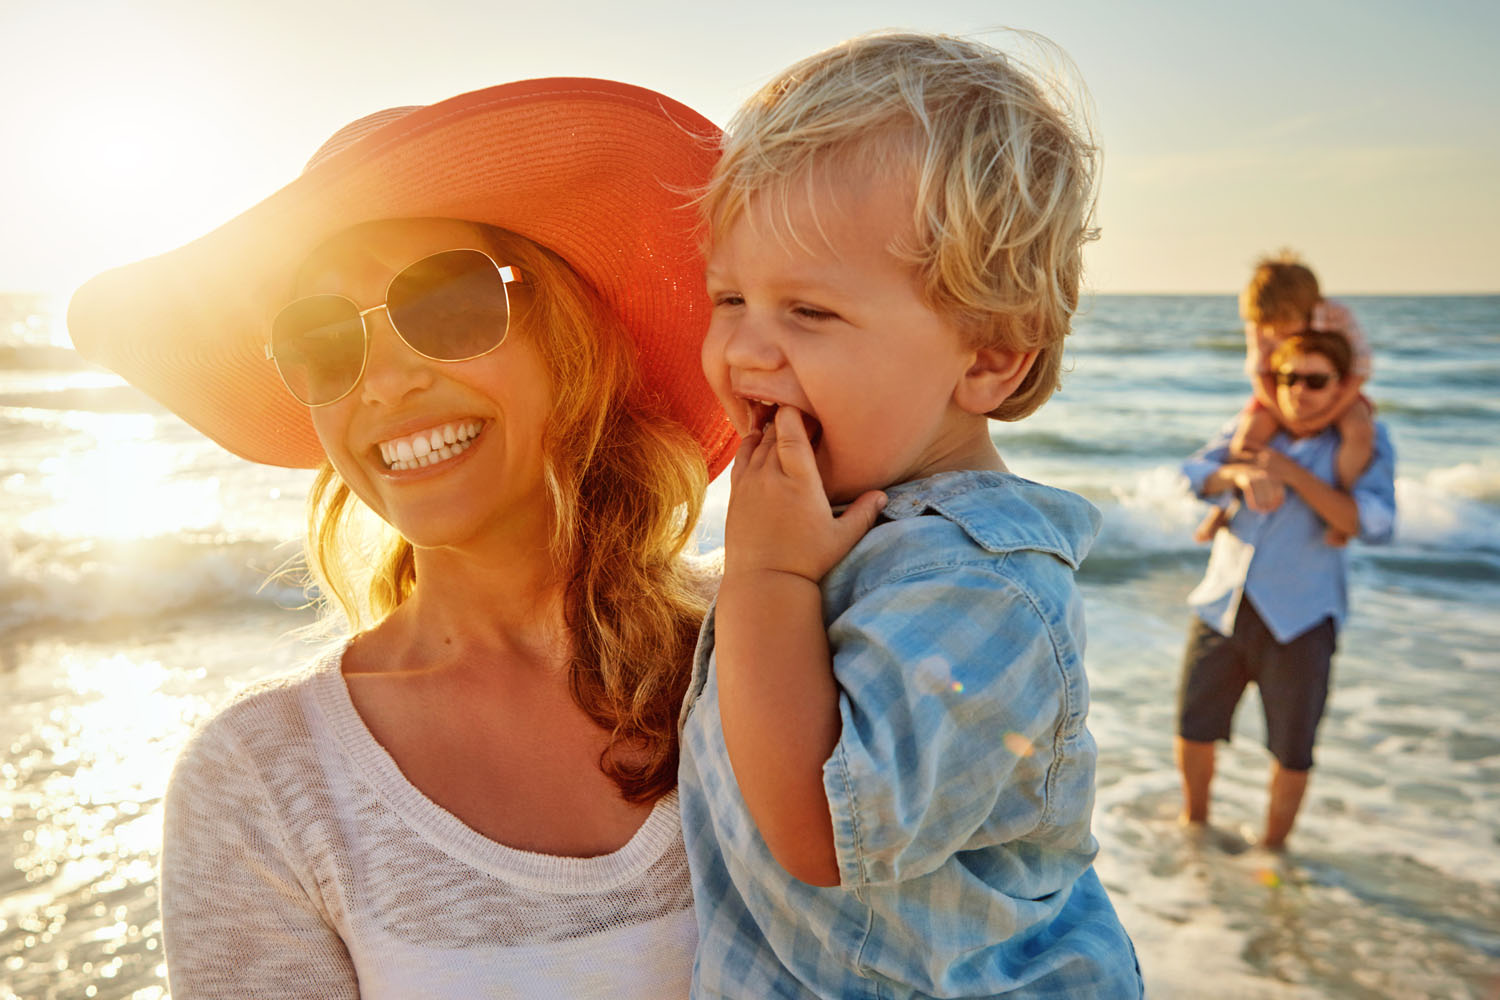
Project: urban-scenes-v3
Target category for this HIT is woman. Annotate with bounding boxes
[68,80,735,997]
[1175,329,1395,850]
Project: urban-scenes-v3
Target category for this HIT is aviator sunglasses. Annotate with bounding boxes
[1273,370,1335,391]
[267,248,524,406]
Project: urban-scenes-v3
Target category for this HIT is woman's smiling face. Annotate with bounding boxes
[299,218,555,553]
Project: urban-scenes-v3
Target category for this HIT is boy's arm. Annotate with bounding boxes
[715,405,884,887]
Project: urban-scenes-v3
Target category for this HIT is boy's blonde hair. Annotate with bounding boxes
[304,223,709,805]
[1241,250,1321,326]
[703,31,1099,420]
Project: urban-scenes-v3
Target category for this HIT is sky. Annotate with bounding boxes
[3,0,1498,309]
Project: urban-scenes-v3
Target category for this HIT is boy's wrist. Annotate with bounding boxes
[720,564,825,595]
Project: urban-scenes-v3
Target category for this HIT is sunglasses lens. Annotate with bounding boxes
[1276,371,1334,390]
[387,249,511,361]
[271,296,366,405]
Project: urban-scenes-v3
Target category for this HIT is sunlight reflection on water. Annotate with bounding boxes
[24,415,223,542]
[2,646,215,1000]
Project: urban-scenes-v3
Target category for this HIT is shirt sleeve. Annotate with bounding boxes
[161,718,360,999]
[1352,423,1397,544]
[821,562,1077,887]
[1181,419,1239,498]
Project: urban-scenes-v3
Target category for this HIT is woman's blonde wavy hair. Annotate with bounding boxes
[302,223,710,804]
[702,31,1099,420]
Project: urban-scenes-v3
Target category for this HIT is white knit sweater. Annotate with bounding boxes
[160,646,696,998]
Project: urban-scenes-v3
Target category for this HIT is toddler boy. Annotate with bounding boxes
[678,31,1142,998]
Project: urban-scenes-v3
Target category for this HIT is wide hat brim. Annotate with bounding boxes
[67,78,737,476]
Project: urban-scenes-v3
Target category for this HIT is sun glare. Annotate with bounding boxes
[23,65,273,298]
[26,412,223,541]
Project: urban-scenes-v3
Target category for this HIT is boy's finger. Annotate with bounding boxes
[729,429,762,486]
[833,490,887,548]
[772,404,818,477]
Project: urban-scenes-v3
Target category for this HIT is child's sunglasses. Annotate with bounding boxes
[266,248,524,407]
[1273,371,1335,390]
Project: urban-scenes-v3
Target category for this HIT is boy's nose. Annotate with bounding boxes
[358,309,436,405]
[720,315,783,371]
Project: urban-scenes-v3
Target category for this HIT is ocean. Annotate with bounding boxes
[2,293,1497,999]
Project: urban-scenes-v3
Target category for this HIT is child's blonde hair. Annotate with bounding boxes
[304,223,709,805]
[1241,250,1321,326]
[703,31,1099,420]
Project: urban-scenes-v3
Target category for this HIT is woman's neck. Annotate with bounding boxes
[355,539,573,678]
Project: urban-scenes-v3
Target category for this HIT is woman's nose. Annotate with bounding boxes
[358,309,435,405]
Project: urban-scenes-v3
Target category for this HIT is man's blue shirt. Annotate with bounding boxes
[679,471,1142,999]
[1182,419,1397,642]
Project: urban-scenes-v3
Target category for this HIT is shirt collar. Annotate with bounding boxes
[878,470,1101,569]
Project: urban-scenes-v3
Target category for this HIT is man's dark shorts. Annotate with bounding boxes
[1177,600,1336,770]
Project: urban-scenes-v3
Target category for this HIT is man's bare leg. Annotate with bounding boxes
[1176,737,1216,824]
[1262,761,1310,850]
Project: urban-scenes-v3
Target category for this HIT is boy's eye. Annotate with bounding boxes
[791,304,839,322]
[711,292,744,308]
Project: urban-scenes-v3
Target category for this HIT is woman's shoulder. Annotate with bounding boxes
[171,645,345,779]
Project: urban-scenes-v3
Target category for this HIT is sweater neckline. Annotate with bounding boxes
[307,643,681,892]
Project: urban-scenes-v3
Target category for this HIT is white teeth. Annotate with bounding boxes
[380,421,483,471]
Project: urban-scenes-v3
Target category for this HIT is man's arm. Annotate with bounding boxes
[1200,461,1285,514]
[1248,448,1360,536]
[1244,421,1396,539]
[715,405,884,886]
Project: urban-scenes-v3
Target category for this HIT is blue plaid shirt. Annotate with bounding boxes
[679,471,1142,999]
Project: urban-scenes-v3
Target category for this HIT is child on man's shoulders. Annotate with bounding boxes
[1194,252,1375,546]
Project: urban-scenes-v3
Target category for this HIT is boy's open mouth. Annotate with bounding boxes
[748,399,823,449]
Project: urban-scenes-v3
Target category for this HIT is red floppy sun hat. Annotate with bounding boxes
[67,78,737,477]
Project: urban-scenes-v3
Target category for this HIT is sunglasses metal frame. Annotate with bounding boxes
[1273,370,1336,390]
[265,248,525,407]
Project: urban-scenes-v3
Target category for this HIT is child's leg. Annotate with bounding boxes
[1324,397,1375,547]
[1334,397,1375,489]
[1193,505,1229,543]
[1230,404,1279,460]
[1196,401,1273,544]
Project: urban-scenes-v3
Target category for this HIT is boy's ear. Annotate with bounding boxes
[954,346,1038,415]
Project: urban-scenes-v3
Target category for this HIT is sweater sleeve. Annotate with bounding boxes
[1181,418,1239,498]
[161,714,359,999]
